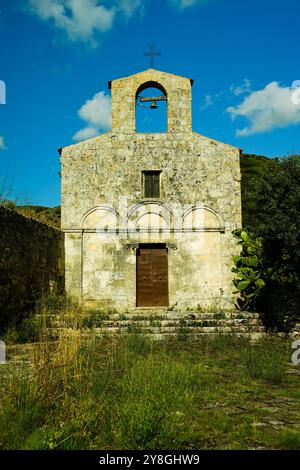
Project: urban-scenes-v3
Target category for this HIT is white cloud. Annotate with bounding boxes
[170,0,210,8]
[227,81,300,136]
[0,136,6,150]
[118,0,145,18]
[26,0,143,45]
[200,94,213,110]
[78,91,111,128]
[73,126,99,141]
[73,91,111,142]
[26,0,212,43]
[230,78,252,96]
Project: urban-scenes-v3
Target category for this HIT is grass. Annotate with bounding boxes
[3,295,112,343]
[0,298,299,450]
[244,341,287,384]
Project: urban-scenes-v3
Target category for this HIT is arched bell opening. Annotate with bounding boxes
[135,81,168,133]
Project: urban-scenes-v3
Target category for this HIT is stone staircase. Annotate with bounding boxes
[38,309,266,341]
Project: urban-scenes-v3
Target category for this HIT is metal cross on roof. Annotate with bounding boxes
[143,46,161,68]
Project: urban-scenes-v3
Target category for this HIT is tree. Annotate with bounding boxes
[254,155,300,287]
[240,153,273,229]
[254,155,300,330]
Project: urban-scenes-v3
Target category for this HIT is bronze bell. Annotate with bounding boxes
[150,100,158,109]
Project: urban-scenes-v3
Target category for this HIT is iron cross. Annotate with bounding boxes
[143,46,161,68]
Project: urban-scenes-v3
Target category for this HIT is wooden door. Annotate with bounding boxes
[137,244,168,307]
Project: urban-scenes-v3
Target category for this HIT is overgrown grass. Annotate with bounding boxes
[3,294,112,344]
[0,334,194,450]
[0,297,299,450]
[244,340,288,384]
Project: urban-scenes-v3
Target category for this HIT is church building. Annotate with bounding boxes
[60,68,242,311]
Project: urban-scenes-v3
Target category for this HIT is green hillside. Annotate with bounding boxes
[15,205,61,229]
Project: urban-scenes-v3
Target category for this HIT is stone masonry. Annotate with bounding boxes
[0,205,64,328]
[60,69,242,311]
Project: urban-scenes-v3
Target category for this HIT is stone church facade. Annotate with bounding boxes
[60,69,242,311]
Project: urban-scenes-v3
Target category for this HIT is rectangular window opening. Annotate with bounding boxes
[143,171,161,198]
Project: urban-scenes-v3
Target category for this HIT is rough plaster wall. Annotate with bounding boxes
[77,231,234,310]
[61,69,242,311]
[82,235,136,305]
[168,233,220,307]
[64,232,81,297]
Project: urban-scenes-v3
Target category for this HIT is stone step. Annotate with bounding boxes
[35,310,260,321]
[40,329,266,343]
[74,319,262,329]
[96,325,265,333]
[46,324,265,335]
[33,309,265,339]
[101,318,260,326]
[34,314,262,331]
[89,330,266,341]
[39,317,261,325]
[110,311,260,320]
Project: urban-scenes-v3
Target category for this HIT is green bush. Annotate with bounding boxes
[258,284,300,332]
[232,230,265,310]
[239,155,300,331]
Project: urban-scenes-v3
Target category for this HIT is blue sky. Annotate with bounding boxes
[0,0,300,206]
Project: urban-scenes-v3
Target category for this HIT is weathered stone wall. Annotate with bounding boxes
[111,68,192,133]
[0,206,64,328]
[62,132,241,229]
[61,69,242,311]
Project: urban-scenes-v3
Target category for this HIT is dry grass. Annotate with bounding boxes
[0,296,299,450]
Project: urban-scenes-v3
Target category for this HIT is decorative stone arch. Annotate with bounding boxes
[136,80,168,97]
[81,205,119,231]
[182,205,224,231]
[127,201,174,232]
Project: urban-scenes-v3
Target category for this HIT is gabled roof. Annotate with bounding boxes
[108,68,194,89]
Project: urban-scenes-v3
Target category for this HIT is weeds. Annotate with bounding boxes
[0,296,298,450]
[244,339,288,384]
[277,430,300,450]
[106,355,194,449]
